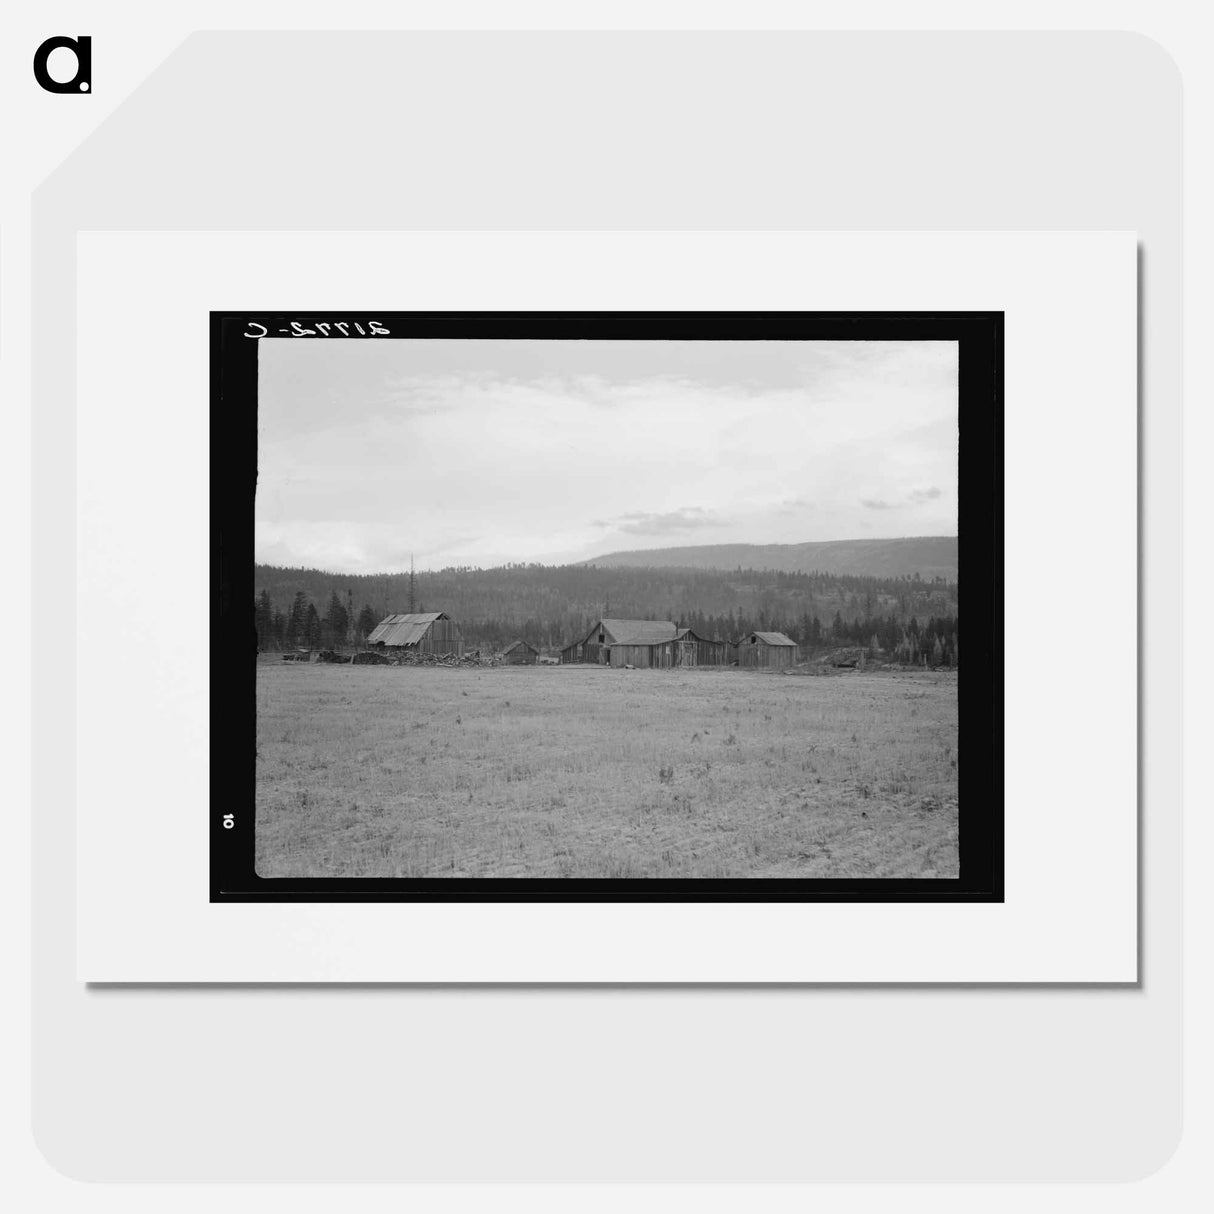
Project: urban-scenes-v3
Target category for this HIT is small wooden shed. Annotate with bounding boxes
[501,640,539,665]
[734,630,799,669]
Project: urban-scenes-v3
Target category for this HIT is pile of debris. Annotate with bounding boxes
[815,647,868,669]
[350,650,391,665]
[394,649,503,668]
[318,649,520,668]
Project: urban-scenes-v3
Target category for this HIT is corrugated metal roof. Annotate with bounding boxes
[749,631,798,646]
[601,618,678,646]
[367,612,447,647]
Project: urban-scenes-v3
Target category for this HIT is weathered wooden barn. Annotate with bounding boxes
[734,630,799,669]
[675,627,729,668]
[501,639,539,665]
[367,611,465,656]
[561,619,679,667]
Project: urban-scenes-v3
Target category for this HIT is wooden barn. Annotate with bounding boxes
[367,611,465,656]
[501,640,539,665]
[675,627,729,668]
[561,618,678,667]
[734,630,799,669]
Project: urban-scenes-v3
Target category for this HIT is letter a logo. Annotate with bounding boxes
[33,36,92,93]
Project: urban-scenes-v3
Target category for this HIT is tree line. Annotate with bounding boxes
[253,562,960,665]
[254,589,380,652]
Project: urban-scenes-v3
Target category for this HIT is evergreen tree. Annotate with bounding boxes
[254,590,274,650]
[356,604,378,641]
[304,602,322,648]
[286,591,309,648]
[323,591,349,648]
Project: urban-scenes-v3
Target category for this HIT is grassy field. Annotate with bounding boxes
[255,664,959,879]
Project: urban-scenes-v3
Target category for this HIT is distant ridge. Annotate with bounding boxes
[583,536,957,581]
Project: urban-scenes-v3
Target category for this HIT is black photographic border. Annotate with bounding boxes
[212,311,1003,903]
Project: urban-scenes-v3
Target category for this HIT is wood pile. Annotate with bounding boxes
[395,650,503,668]
[342,650,504,668]
[351,650,391,665]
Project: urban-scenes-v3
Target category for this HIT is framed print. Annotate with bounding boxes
[212,309,1002,903]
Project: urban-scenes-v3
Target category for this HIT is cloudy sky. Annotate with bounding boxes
[255,338,957,572]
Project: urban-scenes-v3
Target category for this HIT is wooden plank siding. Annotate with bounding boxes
[417,617,464,656]
[608,640,681,668]
[502,641,538,665]
[676,629,729,668]
[561,640,608,664]
[734,633,799,669]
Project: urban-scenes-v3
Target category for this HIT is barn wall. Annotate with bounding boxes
[384,617,466,656]
[674,633,728,667]
[562,641,607,664]
[421,618,464,656]
[608,644,658,668]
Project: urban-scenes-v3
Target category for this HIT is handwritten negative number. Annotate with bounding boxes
[243,320,391,339]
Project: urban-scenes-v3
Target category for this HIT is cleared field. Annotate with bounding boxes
[255,664,959,879]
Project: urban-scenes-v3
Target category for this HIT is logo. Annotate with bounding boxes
[33,35,91,93]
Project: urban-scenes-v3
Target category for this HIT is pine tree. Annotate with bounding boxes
[304,602,322,648]
[254,590,274,651]
[324,591,349,649]
[356,604,378,641]
[286,591,309,648]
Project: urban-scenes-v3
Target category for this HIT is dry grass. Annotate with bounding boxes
[255,664,959,879]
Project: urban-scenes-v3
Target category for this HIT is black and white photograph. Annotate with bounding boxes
[214,311,1001,900]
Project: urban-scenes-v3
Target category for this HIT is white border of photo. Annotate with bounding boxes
[74,230,1136,982]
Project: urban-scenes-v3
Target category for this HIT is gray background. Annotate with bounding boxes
[32,31,1180,1180]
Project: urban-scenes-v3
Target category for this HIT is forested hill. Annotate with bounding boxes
[586,536,958,581]
[254,558,958,654]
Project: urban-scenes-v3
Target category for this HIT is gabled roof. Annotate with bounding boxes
[749,631,798,646]
[601,618,678,646]
[575,618,678,647]
[502,639,538,654]
[367,612,450,646]
[676,627,725,644]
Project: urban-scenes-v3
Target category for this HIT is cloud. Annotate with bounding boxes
[256,339,958,571]
[862,487,944,511]
[593,506,722,536]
